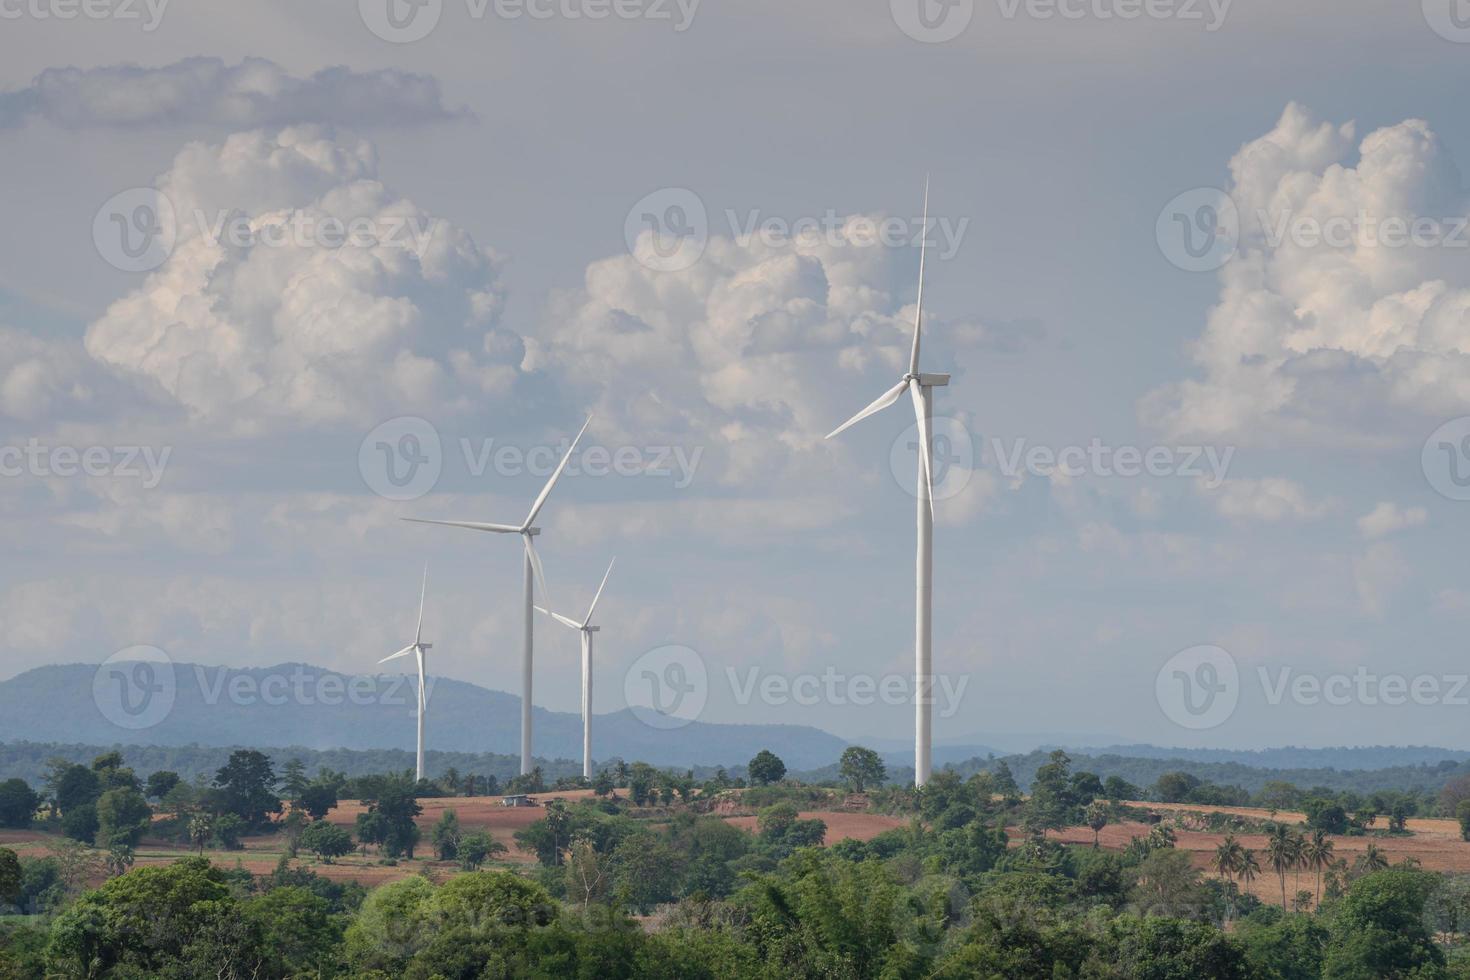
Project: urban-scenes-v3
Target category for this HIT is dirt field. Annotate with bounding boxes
[723,810,907,843]
[1047,802,1470,906]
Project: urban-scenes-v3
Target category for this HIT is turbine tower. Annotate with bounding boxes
[825,179,948,788]
[404,416,591,775]
[379,565,432,782]
[536,558,615,780]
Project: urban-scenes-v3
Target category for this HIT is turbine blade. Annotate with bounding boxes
[524,415,592,528]
[401,518,520,533]
[909,378,935,514]
[826,380,907,440]
[415,564,427,646]
[533,605,584,631]
[909,176,929,377]
[379,644,416,664]
[525,535,551,620]
[584,557,615,625]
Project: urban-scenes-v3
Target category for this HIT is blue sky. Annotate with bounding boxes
[4,0,1470,751]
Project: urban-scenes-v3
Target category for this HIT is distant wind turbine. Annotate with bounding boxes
[536,558,615,780]
[404,416,592,774]
[379,565,432,782]
[825,179,949,788]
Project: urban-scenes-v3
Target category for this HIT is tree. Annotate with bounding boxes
[61,804,99,844]
[212,813,246,850]
[1265,824,1298,909]
[212,750,282,829]
[188,813,214,855]
[300,820,354,862]
[1322,869,1445,979]
[593,770,615,797]
[95,788,152,850]
[566,835,610,913]
[362,778,422,859]
[1355,842,1389,874]
[993,761,1022,803]
[838,746,886,793]
[1458,800,1470,842]
[1302,829,1334,904]
[281,810,308,858]
[747,750,786,786]
[458,832,506,870]
[0,778,39,828]
[432,809,462,861]
[1025,750,1077,837]
[280,758,309,802]
[298,782,339,821]
[1084,800,1110,848]
[0,847,20,906]
[52,764,101,814]
[1153,771,1201,804]
[144,771,180,802]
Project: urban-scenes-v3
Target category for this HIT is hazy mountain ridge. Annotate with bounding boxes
[0,662,848,770]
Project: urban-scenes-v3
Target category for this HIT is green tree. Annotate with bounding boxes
[0,779,39,829]
[300,820,354,862]
[279,758,309,802]
[1322,869,1445,979]
[1084,800,1110,848]
[60,804,98,844]
[593,770,615,796]
[242,885,342,978]
[1025,750,1077,837]
[298,781,339,820]
[458,831,507,870]
[52,764,101,814]
[212,750,281,829]
[1265,824,1299,909]
[95,788,152,850]
[1153,771,1202,803]
[0,848,20,906]
[187,813,214,855]
[1302,828,1334,904]
[1457,799,1470,842]
[363,778,423,859]
[747,750,786,786]
[432,809,463,861]
[838,746,886,793]
[144,771,180,801]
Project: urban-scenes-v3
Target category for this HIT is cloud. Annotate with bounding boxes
[1354,542,1408,617]
[85,126,517,433]
[1357,501,1427,539]
[1142,103,1470,447]
[536,218,1028,491]
[1201,476,1328,522]
[0,58,466,130]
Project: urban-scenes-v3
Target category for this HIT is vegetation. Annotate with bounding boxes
[6,743,1470,976]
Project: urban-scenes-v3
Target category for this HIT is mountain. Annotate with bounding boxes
[0,662,849,771]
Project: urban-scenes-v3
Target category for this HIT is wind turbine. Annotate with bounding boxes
[535,558,615,781]
[380,566,432,782]
[403,416,592,775]
[825,179,949,788]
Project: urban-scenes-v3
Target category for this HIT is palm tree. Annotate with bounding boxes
[1356,842,1389,874]
[1265,824,1296,909]
[1303,829,1334,904]
[1213,834,1246,921]
[1288,829,1306,897]
[1239,849,1261,897]
[1084,801,1109,848]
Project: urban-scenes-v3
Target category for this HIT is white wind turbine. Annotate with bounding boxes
[535,558,615,781]
[825,179,949,788]
[379,566,432,782]
[403,416,592,775]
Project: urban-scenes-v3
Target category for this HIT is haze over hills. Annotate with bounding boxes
[0,662,849,771]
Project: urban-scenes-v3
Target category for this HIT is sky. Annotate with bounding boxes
[4,0,1470,752]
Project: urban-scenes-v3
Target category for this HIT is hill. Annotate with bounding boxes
[0,662,848,771]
